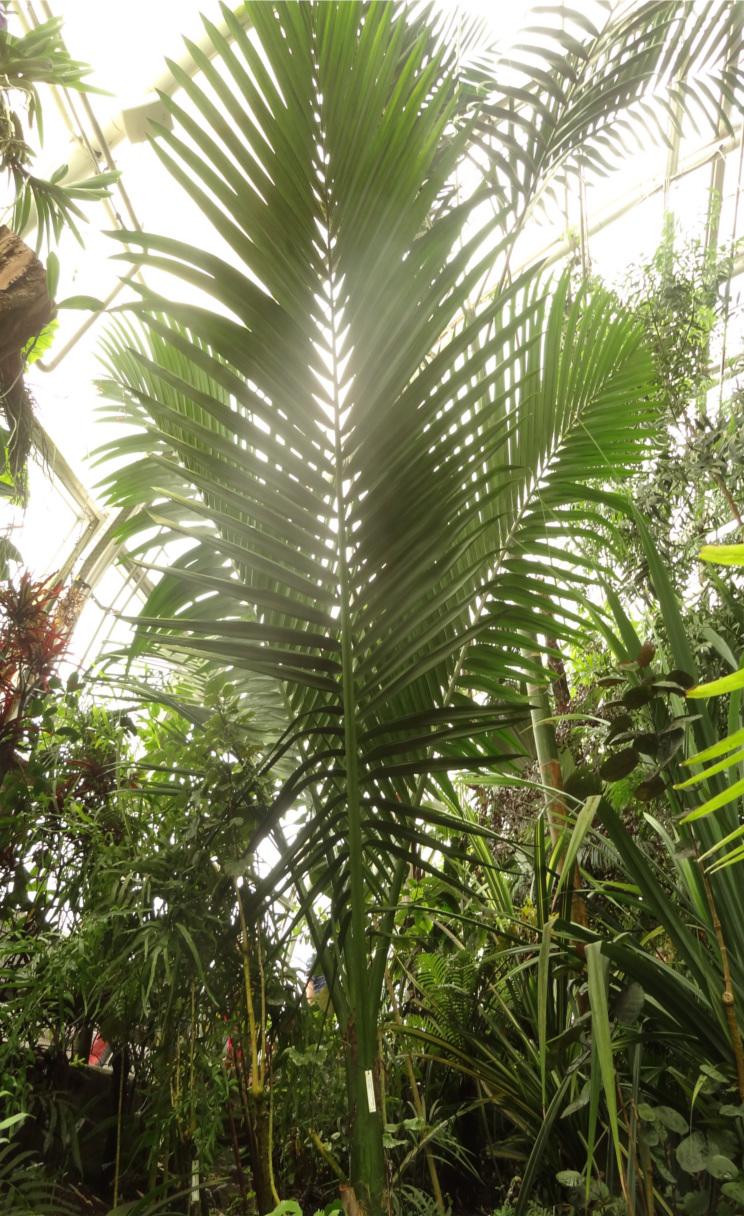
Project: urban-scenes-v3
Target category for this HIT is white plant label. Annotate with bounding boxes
[365,1068,377,1113]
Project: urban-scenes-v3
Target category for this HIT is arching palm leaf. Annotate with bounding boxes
[470,2,744,261]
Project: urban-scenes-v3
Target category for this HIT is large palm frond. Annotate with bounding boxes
[94,0,659,960]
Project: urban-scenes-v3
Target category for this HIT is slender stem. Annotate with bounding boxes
[226,1096,250,1214]
[235,883,260,1095]
[188,981,197,1134]
[527,674,568,850]
[309,1128,347,1182]
[639,1138,655,1216]
[713,470,743,529]
[701,866,744,1099]
[267,1051,280,1207]
[113,1046,126,1209]
[257,933,267,1089]
[327,298,367,1037]
[323,202,385,1209]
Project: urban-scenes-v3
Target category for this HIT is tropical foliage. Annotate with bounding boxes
[6,2,744,1215]
[91,1,677,1206]
[0,11,116,502]
[1,12,116,245]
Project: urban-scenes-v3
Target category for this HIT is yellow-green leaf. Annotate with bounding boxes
[687,668,744,699]
[699,544,744,566]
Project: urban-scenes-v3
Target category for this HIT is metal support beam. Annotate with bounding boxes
[30,416,103,524]
[18,3,247,190]
[528,123,744,277]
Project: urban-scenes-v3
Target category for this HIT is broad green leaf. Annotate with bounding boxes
[699,545,744,566]
[555,795,601,896]
[679,776,744,824]
[688,669,744,699]
[705,1154,738,1180]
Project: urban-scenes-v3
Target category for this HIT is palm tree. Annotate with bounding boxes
[94,3,744,1209]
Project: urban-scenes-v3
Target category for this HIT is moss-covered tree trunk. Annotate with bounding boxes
[0,226,54,487]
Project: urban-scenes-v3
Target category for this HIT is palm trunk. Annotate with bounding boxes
[323,195,388,1214]
[247,1090,275,1215]
[344,1037,386,1215]
[527,671,568,849]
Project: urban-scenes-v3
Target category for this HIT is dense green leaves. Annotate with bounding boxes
[89,2,744,1207]
[2,15,118,246]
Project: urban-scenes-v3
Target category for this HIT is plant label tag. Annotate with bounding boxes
[365,1068,376,1113]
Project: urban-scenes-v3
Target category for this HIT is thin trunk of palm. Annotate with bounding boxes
[326,225,386,1213]
[527,671,568,851]
[528,657,588,942]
